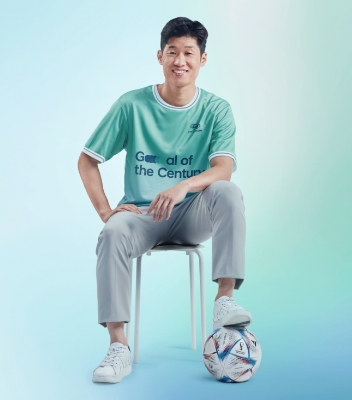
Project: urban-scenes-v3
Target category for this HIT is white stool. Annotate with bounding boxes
[125,244,206,364]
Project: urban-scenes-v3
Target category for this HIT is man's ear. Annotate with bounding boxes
[157,50,163,65]
[201,52,207,67]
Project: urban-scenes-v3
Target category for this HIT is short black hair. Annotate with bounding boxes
[160,17,208,55]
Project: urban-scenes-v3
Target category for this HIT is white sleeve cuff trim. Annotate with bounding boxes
[208,151,237,172]
[82,147,106,163]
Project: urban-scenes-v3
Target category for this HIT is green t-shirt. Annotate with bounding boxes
[83,85,237,207]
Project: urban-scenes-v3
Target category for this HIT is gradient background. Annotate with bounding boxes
[1,1,352,399]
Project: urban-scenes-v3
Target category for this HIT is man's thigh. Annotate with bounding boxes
[166,192,212,245]
[98,207,169,258]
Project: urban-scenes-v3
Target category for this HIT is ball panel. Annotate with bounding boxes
[224,353,255,381]
[203,334,224,380]
[240,329,262,376]
[212,327,243,361]
[230,338,249,358]
[233,369,253,383]
[203,352,224,381]
[204,335,216,354]
[219,374,236,383]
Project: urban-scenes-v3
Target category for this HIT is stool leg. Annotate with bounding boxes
[195,249,206,347]
[134,256,142,364]
[126,258,133,345]
[189,251,196,350]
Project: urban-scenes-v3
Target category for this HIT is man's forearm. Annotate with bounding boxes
[78,153,111,216]
[183,164,231,193]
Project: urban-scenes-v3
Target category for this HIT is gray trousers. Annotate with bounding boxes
[96,180,246,327]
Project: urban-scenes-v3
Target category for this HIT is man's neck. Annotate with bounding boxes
[157,82,196,107]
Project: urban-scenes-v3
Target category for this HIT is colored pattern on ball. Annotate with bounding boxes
[203,327,262,383]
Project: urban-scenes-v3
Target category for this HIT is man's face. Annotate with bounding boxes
[157,36,207,88]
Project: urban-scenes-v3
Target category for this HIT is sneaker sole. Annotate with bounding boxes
[213,309,252,330]
[92,364,132,384]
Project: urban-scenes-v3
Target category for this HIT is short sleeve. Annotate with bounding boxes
[207,104,237,173]
[82,99,128,163]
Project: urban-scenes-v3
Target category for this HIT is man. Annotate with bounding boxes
[78,17,252,384]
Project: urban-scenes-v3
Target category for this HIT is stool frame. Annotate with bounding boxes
[125,244,206,364]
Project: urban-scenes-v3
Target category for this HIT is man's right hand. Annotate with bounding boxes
[78,152,143,223]
[100,204,142,223]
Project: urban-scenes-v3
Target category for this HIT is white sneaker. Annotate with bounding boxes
[213,296,252,330]
[92,342,132,383]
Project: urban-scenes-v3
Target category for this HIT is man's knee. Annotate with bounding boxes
[206,180,244,206]
[97,214,134,250]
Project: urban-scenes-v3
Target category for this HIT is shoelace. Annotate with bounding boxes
[100,347,125,367]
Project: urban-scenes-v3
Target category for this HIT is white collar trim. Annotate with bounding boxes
[152,84,201,111]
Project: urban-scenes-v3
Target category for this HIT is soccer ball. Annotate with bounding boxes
[203,327,262,383]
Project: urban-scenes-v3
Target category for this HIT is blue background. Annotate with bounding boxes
[1,1,352,399]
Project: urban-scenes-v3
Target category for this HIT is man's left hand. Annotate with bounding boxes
[146,181,189,221]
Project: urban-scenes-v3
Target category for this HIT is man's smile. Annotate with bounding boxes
[172,69,188,76]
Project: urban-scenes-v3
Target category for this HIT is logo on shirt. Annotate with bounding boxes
[188,123,202,133]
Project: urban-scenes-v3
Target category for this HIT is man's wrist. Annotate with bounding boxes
[98,207,112,221]
[179,179,191,192]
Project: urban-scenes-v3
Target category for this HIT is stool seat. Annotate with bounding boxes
[126,244,206,364]
[148,244,205,252]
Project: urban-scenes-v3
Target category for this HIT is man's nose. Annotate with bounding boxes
[174,53,186,66]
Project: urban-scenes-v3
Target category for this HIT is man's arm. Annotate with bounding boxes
[78,152,141,222]
[184,156,233,192]
[146,156,233,221]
